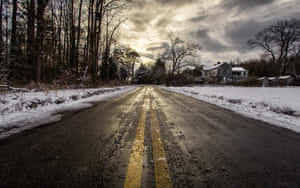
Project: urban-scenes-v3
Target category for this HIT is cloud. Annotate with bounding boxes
[120,0,300,65]
[155,0,197,6]
[191,29,229,53]
[222,0,276,11]
[155,17,171,28]
[189,14,208,23]
[128,10,159,32]
[146,46,165,52]
[225,19,265,53]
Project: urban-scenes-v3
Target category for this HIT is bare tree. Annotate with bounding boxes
[69,0,75,69]
[86,0,105,82]
[162,33,200,78]
[35,0,50,82]
[26,0,35,81]
[0,0,3,65]
[1,4,9,85]
[128,50,139,81]
[75,0,83,76]
[248,19,300,75]
[0,0,129,85]
[101,9,126,80]
[9,0,18,79]
[10,0,17,50]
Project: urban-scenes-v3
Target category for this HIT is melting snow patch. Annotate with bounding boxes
[0,86,137,138]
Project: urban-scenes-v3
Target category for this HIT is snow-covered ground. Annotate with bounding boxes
[161,86,300,133]
[0,86,137,138]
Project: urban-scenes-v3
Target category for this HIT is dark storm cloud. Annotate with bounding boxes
[146,46,165,52]
[191,29,229,52]
[128,0,197,9]
[188,9,208,23]
[222,0,275,11]
[122,0,300,63]
[155,17,171,28]
[130,12,154,32]
[193,29,209,38]
[225,3,300,54]
[225,19,266,53]
[189,15,208,23]
[155,0,197,6]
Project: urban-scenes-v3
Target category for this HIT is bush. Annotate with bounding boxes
[231,77,260,87]
[227,99,242,104]
[167,74,191,86]
[270,106,296,116]
[291,78,300,86]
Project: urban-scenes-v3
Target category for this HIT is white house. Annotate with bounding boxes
[202,63,232,82]
[232,67,248,81]
[202,63,249,83]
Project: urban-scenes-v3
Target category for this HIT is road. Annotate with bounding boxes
[0,86,300,188]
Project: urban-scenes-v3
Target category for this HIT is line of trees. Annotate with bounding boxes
[0,0,129,86]
[248,19,300,76]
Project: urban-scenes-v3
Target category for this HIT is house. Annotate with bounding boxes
[258,77,269,87]
[232,67,248,81]
[258,76,294,87]
[278,75,294,85]
[202,63,232,83]
[268,77,279,86]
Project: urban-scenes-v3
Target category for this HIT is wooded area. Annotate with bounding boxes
[0,0,137,87]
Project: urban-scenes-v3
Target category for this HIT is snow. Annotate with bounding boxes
[258,77,267,80]
[268,77,277,81]
[0,86,137,138]
[279,76,292,79]
[232,67,247,72]
[161,86,300,133]
[203,64,222,71]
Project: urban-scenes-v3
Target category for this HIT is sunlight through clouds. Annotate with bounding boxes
[120,0,300,65]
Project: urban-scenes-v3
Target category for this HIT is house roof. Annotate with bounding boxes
[279,75,292,80]
[232,67,247,72]
[258,77,267,80]
[268,77,278,81]
[203,63,226,71]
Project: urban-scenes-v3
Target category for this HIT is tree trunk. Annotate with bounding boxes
[0,0,3,65]
[27,0,35,81]
[57,1,63,69]
[69,0,76,69]
[75,0,83,76]
[132,61,135,81]
[103,14,110,81]
[11,0,17,49]
[87,0,95,79]
[10,0,18,80]
[35,0,49,83]
[89,0,105,83]
[5,14,9,82]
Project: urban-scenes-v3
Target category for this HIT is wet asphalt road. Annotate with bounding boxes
[0,86,300,188]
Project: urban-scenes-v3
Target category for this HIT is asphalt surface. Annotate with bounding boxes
[0,86,300,188]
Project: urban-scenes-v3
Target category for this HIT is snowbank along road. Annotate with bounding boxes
[0,86,300,188]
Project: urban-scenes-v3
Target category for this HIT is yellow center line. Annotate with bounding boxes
[151,107,173,188]
[124,108,146,188]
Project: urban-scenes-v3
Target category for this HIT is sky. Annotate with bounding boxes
[119,0,300,66]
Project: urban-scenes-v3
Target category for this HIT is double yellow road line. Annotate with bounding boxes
[124,102,172,188]
[124,108,146,188]
[150,108,173,188]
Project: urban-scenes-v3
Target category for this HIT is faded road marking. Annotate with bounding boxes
[124,108,146,188]
[151,108,173,188]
